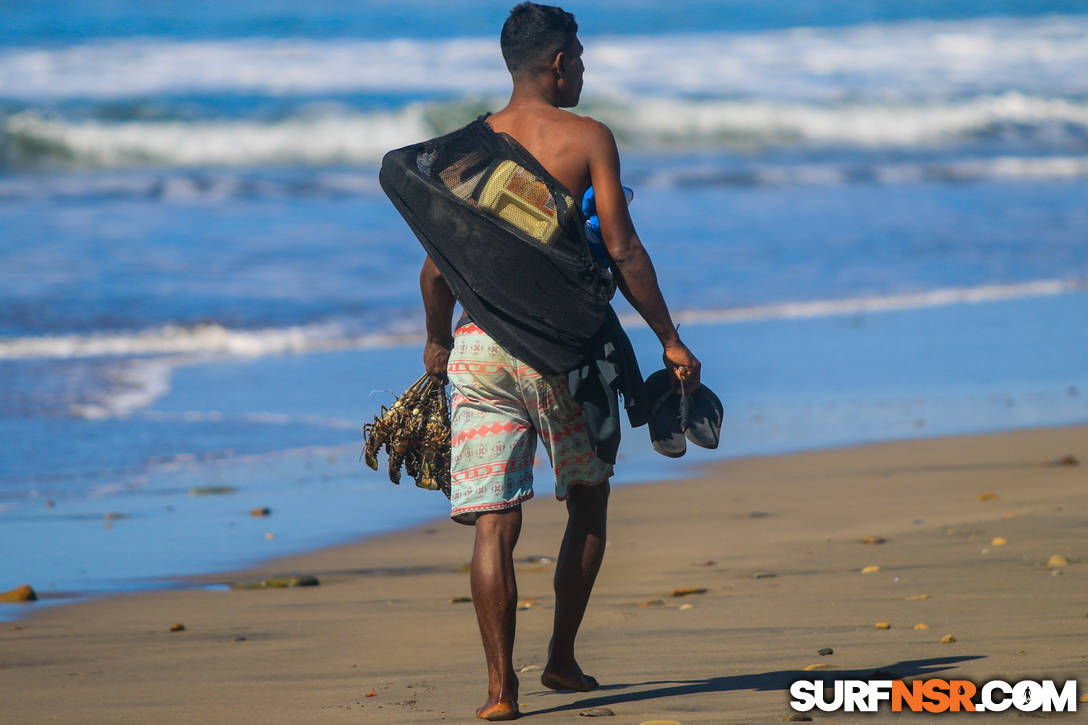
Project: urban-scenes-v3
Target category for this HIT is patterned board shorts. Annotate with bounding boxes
[447,322,613,524]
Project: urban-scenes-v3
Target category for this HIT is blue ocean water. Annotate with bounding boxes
[1,1,1086,612]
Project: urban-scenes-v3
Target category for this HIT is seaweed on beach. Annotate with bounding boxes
[363,373,452,499]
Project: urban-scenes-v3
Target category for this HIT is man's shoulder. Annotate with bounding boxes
[558,110,613,139]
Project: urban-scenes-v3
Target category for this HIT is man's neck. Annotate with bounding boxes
[506,78,561,109]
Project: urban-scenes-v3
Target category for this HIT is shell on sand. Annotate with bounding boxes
[875,621,891,629]
[914,622,930,630]
[940,633,957,643]
[990,537,1008,546]
[1047,554,1069,567]
[860,565,881,574]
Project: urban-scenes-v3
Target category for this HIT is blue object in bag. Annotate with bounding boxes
[582,185,634,266]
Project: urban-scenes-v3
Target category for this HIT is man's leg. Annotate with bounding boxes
[471,507,523,720]
[542,481,609,692]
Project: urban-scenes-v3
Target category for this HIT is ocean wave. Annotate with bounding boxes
[4,152,1088,203]
[5,92,1088,170]
[2,15,1086,101]
[1,106,432,168]
[2,279,1084,363]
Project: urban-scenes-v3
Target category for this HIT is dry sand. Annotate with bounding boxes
[3,426,1086,724]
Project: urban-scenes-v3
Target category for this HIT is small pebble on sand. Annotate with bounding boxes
[817,647,834,656]
[875,622,891,629]
[230,575,319,590]
[860,536,886,544]
[250,507,271,517]
[753,571,776,579]
[940,634,957,643]
[1048,454,1078,467]
[914,622,930,630]
[639,599,665,607]
[672,587,708,597]
[1047,555,1069,568]
[977,492,999,502]
[579,707,615,717]
[169,623,185,632]
[449,596,471,604]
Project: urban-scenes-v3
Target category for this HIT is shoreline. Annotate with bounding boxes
[4,424,1085,723]
[5,420,1078,616]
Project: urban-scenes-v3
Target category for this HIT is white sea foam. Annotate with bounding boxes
[641,154,1088,188]
[2,279,1083,364]
[69,357,178,419]
[0,321,420,360]
[659,279,1088,328]
[1,15,1085,100]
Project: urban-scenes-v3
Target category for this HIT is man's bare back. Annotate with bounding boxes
[485,105,599,199]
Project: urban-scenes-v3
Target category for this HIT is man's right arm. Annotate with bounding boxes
[420,255,455,383]
[583,120,701,389]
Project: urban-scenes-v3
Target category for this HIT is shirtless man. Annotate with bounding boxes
[419,3,701,719]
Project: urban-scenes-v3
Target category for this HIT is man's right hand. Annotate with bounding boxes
[424,338,452,384]
[663,341,701,392]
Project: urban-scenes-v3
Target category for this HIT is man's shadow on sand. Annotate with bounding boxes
[525,655,984,717]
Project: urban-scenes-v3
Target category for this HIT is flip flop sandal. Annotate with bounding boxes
[645,369,686,458]
[684,384,724,450]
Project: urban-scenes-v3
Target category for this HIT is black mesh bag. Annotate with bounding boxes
[379,116,616,376]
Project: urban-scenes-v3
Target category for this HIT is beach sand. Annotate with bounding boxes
[3,425,1085,723]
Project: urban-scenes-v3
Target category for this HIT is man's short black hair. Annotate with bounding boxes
[500,3,578,75]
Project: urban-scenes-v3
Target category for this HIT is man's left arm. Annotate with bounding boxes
[420,255,456,383]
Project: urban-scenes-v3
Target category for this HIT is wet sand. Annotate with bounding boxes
[3,425,1086,724]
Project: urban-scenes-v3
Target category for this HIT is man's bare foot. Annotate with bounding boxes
[540,661,599,692]
[475,698,520,721]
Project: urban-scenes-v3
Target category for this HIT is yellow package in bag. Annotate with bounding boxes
[478,160,572,244]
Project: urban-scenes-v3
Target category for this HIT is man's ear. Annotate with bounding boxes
[552,51,566,78]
